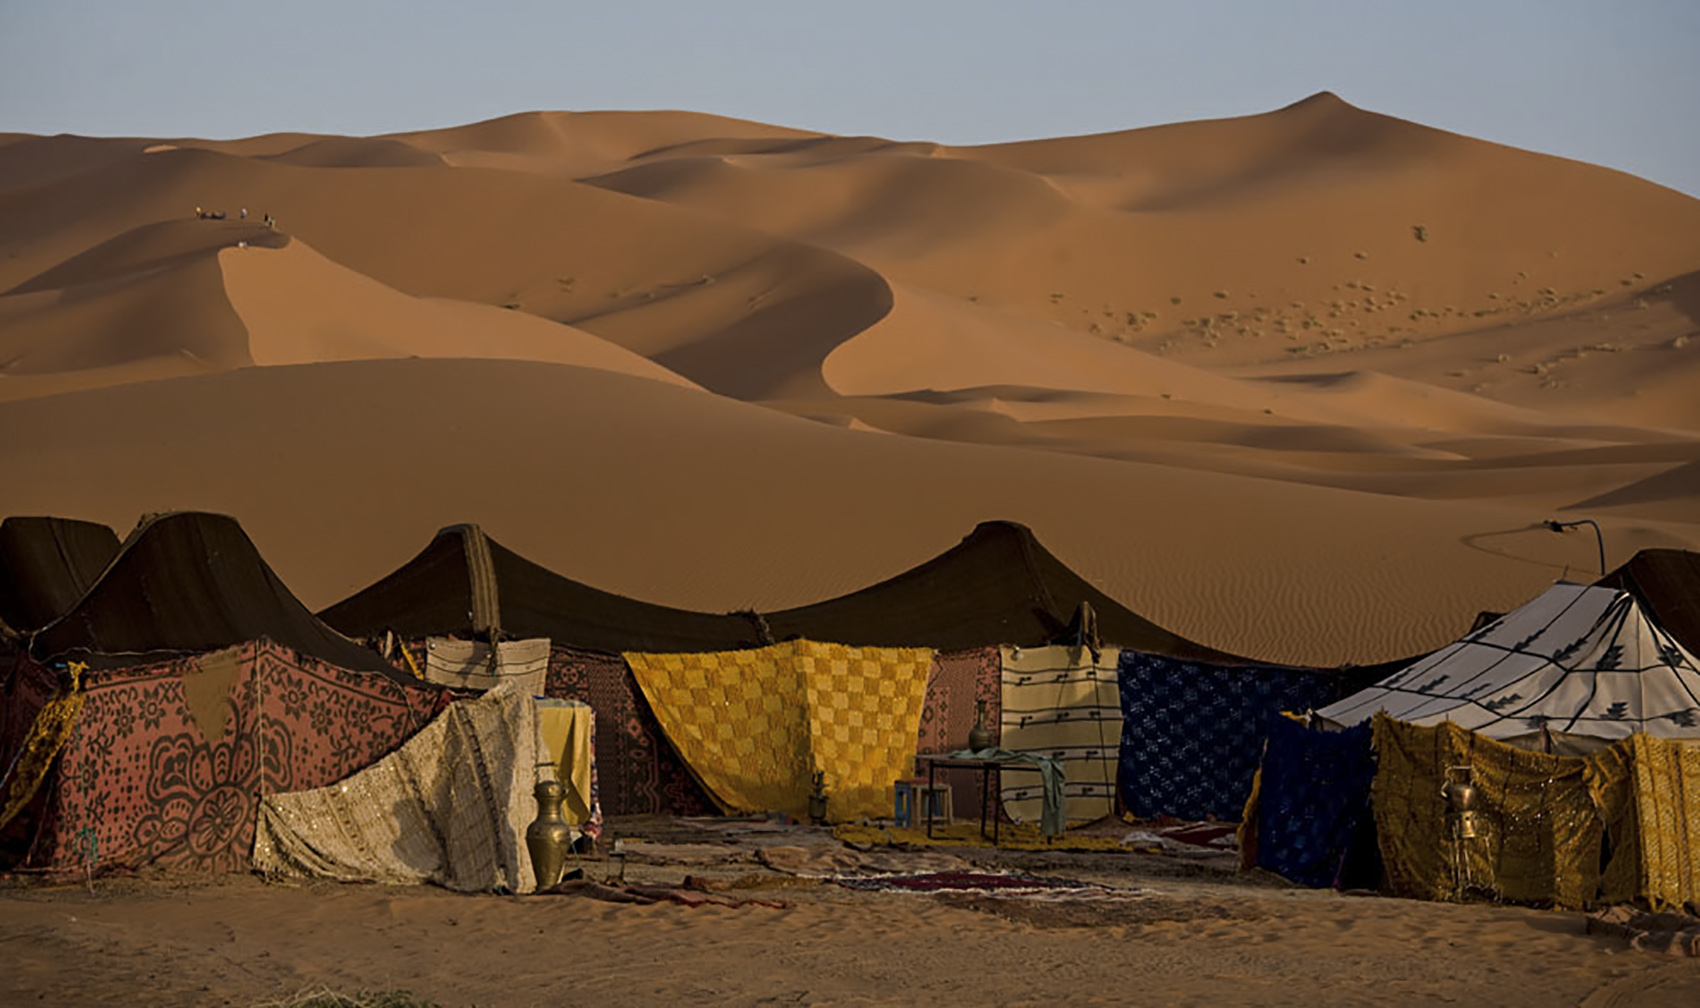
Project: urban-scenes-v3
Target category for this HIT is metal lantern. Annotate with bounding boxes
[1442,767,1480,840]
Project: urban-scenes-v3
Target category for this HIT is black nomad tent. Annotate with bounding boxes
[1596,548,1700,656]
[765,520,1242,658]
[0,517,120,636]
[29,511,401,677]
[318,524,766,654]
[321,520,1239,658]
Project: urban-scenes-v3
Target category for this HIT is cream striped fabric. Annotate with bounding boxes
[424,637,550,694]
[999,644,1122,825]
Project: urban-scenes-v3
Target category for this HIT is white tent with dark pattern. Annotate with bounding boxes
[1319,582,1700,741]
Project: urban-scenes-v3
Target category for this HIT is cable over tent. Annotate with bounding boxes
[318,524,765,654]
[762,521,1243,657]
[0,517,120,634]
[1319,583,1700,740]
[27,512,402,679]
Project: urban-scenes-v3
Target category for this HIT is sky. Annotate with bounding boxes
[2,0,1696,196]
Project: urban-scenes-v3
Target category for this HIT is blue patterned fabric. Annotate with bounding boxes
[1117,651,1344,821]
[1254,716,1376,888]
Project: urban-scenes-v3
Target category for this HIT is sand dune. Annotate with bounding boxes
[4,357,1697,666]
[574,94,1700,366]
[388,109,821,177]
[219,239,698,384]
[1,95,1698,666]
[0,217,696,395]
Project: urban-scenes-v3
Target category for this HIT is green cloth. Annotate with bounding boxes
[949,748,1066,837]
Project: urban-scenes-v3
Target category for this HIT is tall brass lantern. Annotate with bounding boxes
[1442,765,1480,900]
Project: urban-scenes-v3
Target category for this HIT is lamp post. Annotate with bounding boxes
[1544,518,1606,575]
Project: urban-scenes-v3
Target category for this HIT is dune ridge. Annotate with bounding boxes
[2,95,1698,664]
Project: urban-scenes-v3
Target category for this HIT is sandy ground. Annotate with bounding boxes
[3,842,1697,1008]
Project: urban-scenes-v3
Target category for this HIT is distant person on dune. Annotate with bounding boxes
[240,207,248,219]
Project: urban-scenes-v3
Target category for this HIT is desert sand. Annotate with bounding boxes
[5,841,1700,1008]
[3,94,1700,1005]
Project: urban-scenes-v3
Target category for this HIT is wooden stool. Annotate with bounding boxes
[893,778,953,827]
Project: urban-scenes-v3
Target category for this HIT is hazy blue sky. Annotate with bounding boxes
[3,1,1696,195]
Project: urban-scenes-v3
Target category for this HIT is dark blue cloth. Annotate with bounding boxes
[1116,651,1343,821]
[1254,716,1376,888]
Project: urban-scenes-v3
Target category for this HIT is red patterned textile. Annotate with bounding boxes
[24,639,447,876]
[544,646,715,817]
[917,647,1003,820]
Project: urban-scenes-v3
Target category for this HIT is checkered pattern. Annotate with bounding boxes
[801,644,931,820]
[625,641,931,821]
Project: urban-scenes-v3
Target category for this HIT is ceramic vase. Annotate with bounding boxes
[968,699,993,752]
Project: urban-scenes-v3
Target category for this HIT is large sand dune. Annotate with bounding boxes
[2,94,1698,666]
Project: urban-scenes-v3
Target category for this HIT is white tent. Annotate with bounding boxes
[1320,583,1700,740]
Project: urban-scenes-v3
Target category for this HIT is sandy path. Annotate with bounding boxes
[2,873,1695,1007]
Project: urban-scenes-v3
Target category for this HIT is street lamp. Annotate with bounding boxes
[1544,518,1606,575]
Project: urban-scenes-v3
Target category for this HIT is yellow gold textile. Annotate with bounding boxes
[399,645,424,680]
[537,701,595,826]
[0,662,86,831]
[1371,714,1601,908]
[1587,734,1700,910]
[1236,762,1265,872]
[625,641,932,822]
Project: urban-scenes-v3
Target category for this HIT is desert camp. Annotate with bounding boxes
[6,6,1700,1002]
[5,510,1698,926]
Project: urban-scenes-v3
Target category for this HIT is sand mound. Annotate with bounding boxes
[8,217,284,294]
[258,135,447,169]
[390,109,820,177]
[0,216,697,396]
[218,239,697,385]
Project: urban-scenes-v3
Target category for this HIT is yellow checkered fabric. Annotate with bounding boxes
[625,641,932,822]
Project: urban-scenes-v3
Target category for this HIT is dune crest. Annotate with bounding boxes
[218,239,700,386]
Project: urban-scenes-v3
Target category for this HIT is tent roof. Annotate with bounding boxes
[318,524,765,654]
[29,512,403,678]
[1597,548,1700,656]
[0,516,120,634]
[763,521,1240,658]
[321,520,1241,658]
[1319,582,1700,739]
